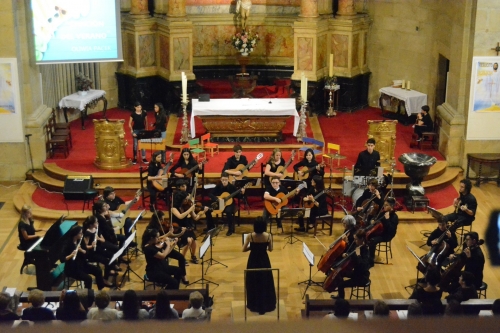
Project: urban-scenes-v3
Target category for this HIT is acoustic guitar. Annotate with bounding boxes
[264,181,306,215]
[303,188,332,208]
[210,182,251,214]
[153,153,174,191]
[296,161,326,181]
[180,158,207,178]
[110,189,142,229]
[269,150,296,182]
[228,153,264,181]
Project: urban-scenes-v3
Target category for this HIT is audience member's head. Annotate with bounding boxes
[373,300,390,317]
[62,290,82,312]
[0,292,13,311]
[460,271,475,288]
[94,290,111,310]
[27,289,45,308]
[122,290,141,320]
[492,299,500,316]
[407,302,423,318]
[333,299,350,318]
[445,300,463,316]
[425,268,441,287]
[189,291,204,310]
[154,290,176,320]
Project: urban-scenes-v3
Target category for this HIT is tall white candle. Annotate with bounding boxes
[329,53,334,77]
[401,80,406,89]
[181,72,187,103]
[407,81,411,90]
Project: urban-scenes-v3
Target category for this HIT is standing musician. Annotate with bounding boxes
[222,144,248,177]
[367,197,399,267]
[17,205,44,250]
[413,105,433,140]
[442,179,477,233]
[447,231,485,292]
[355,178,384,217]
[426,219,458,266]
[354,138,380,176]
[263,176,288,230]
[129,101,148,165]
[264,148,291,189]
[169,148,203,179]
[295,175,328,232]
[331,229,370,299]
[141,228,182,289]
[205,172,245,236]
[152,102,167,139]
[293,148,324,188]
[171,181,208,264]
[147,151,166,212]
[102,186,136,240]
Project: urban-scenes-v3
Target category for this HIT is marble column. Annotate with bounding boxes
[300,0,319,18]
[154,0,168,17]
[130,0,150,18]
[337,0,356,16]
[168,0,187,17]
[120,0,131,12]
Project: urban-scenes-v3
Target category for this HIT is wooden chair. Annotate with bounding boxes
[312,191,334,236]
[189,138,206,161]
[298,137,324,160]
[201,133,218,157]
[49,112,72,149]
[322,143,341,168]
[419,116,440,150]
[44,122,69,158]
[139,166,151,208]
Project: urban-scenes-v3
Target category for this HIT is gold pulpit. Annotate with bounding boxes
[367,120,397,170]
[93,119,131,170]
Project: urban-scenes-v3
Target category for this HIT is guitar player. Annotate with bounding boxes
[222,144,249,177]
[263,176,289,231]
[103,186,139,241]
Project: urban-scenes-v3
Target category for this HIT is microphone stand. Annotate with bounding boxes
[25,134,34,174]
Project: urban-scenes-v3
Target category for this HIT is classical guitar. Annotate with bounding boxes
[264,181,306,215]
[110,189,142,229]
[229,153,264,181]
[296,161,326,181]
[269,150,296,182]
[180,158,208,178]
[210,182,251,214]
[153,153,174,191]
[303,188,332,208]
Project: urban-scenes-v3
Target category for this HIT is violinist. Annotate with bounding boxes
[205,172,245,236]
[295,175,327,232]
[293,148,324,188]
[169,148,203,179]
[263,176,288,230]
[367,197,398,267]
[171,181,208,264]
[442,179,477,233]
[447,232,485,292]
[147,211,189,285]
[425,219,458,266]
[147,151,166,213]
[141,228,181,289]
[103,186,135,240]
[331,229,370,299]
[354,138,380,176]
[355,178,383,221]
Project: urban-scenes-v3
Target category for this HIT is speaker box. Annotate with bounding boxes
[63,175,93,200]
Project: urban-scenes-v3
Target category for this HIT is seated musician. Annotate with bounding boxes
[148,151,166,212]
[412,105,433,140]
[17,205,44,250]
[102,186,136,239]
[331,229,370,299]
[367,197,399,267]
[446,271,479,316]
[447,231,485,292]
[355,178,384,217]
[93,200,128,265]
[170,148,203,179]
[147,211,189,285]
[205,172,245,236]
[141,228,181,289]
[263,176,289,229]
[223,144,248,178]
[340,215,357,252]
[61,226,113,290]
[129,101,148,165]
[426,219,458,266]
[293,148,324,189]
[171,181,208,264]
[354,138,380,176]
[409,268,443,303]
[264,148,292,189]
[442,179,477,233]
[295,175,328,232]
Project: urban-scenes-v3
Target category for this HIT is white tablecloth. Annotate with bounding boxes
[190,98,299,137]
[59,89,106,111]
[379,87,427,116]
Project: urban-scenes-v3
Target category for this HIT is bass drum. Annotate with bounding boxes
[342,176,354,196]
[352,188,365,204]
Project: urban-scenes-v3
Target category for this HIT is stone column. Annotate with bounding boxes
[337,0,356,16]
[168,0,187,17]
[130,0,150,18]
[120,0,131,12]
[154,0,168,17]
[300,0,319,18]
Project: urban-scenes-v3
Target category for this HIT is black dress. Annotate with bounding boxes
[246,234,276,314]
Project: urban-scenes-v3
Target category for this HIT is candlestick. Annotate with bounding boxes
[301,72,305,102]
[329,53,334,77]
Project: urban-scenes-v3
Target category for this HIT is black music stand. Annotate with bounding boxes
[404,245,425,293]
[297,242,322,299]
[136,130,161,162]
[187,234,218,287]
[234,178,258,211]
[201,226,227,274]
[281,207,306,248]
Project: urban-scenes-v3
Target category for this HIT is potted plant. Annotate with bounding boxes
[75,72,93,95]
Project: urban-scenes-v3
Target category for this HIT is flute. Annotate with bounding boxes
[94,226,98,251]
[73,235,83,260]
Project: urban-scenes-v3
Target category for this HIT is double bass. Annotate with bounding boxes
[322,247,357,293]
[353,192,380,227]
[417,222,456,274]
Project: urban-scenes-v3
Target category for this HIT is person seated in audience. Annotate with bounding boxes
[420,298,444,316]
[87,290,119,321]
[182,291,206,320]
[444,300,463,317]
[118,290,149,320]
[149,290,179,320]
[373,300,390,317]
[324,299,351,320]
[446,271,479,316]
[492,299,500,316]
[0,292,20,323]
[406,302,423,318]
[21,289,55,322]
[409,268,443,303]
[56,290,87,322]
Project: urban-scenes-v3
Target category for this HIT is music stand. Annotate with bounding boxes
[281,207,308,248]
[201,226,227,274]
[108,231,143,289]
[404,245,425,293]
[127,210,145,258]
[137,130,161,163]
[187,235,218,287]
[297,242,322,298]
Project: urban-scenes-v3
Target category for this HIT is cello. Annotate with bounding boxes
[317,229,351,273]
[417,222,457,274]
[322,246,356,292]
[352,192,379,227]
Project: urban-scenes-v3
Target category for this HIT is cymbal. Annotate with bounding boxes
[326,153,346,159]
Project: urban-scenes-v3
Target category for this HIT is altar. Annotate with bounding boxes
[191,98,298,141]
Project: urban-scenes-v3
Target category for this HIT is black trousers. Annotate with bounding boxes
[66,263,105,290]
[167,249,187,277]
[146,266,181,289]
[205,204,235,231]
[444,213,474,233]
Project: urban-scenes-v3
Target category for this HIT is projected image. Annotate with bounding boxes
[472,59,500,112]
[31,0,122,63]
[0,63,15,114]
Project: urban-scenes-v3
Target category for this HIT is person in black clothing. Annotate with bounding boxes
[340,215,357,253]
[153,102,167,139]
[0,292,20,323]
[332,229,371,299]
[128,101,148,165]
[413,105,433,139]
[21,289,55,321]
[263,176,290,230]
[295,175,328,232]
[293,148,324,189]
[17,205,44,250]
[446,271,479,316]
[354,138,380,176]
[205,172,245,236]
[103,186,137,239]
[355,178,384,224]
[61,226,112,290]
[409,268,443,312]
[426,219,458,267]
[443,179,477,233]
[170,148,203,179]
[367,197,398,267]
[141,228,181,289]
[147,151,166,212]
[448,232,485,291]
[222,144,249,178]
[264,148,293,189]
[55,290,87,322]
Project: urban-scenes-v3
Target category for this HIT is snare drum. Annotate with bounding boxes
[353,176,366,186]
[352,188,365,204]
[342,176,354,196]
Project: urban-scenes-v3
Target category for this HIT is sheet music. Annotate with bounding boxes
[242,233,250,247]
[199,235,211,259]
[302,242,314,266]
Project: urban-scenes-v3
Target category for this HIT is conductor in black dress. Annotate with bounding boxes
[354,138,380,176]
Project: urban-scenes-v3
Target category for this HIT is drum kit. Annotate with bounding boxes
[342,166,390,206]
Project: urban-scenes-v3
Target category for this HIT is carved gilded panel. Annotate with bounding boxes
[297,37,313,71]
[332,34,348,68]
[139,34,156,67]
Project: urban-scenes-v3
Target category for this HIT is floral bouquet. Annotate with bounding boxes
[230,30,259,55]
[75,72,93,91]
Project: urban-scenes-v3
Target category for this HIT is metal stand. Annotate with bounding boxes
[187,255,218,287]
[202,226,227,274]
[25,134,34,173]
[281,208,305,248]
[298,264,323,299]
[119,253,144,289]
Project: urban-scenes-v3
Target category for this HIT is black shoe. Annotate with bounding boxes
[330,295,340,299]
[129,241,137,248]
[142,159,149,164]
[307,224,314,231]
[277,224,283,229]
[149,205,155,213]
[294,227,306,232]
[132,159,137,165]
[181,278,189,285]
[226,230,233,236]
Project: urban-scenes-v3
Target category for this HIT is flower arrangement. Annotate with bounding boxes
[324,75,337,88]
[75,72,93,91]
[230,30,259,55]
